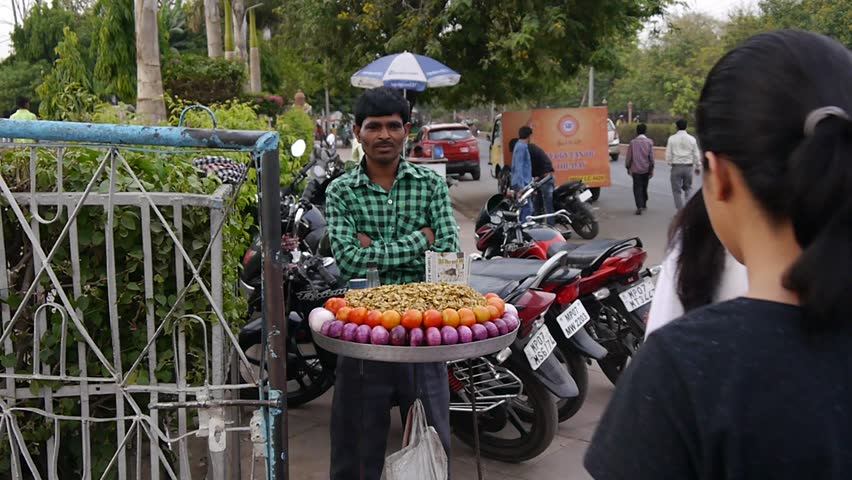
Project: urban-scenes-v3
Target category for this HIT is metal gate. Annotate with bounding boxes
[0,117,289,479]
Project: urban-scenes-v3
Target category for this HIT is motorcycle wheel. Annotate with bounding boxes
[591,315,643,385]
[451,360,558,463]
[237,317,336,406]
[512,347,588,423]
[497,169,511,194]
[571,202,599,240]
[554,347,589,422]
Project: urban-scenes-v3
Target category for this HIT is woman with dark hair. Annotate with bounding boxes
[645,193,748,337]
[585,30,852,478]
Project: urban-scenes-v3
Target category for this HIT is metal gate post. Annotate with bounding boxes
[260,148,288,479]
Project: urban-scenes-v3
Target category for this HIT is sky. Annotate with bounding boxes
[0,0,759,61]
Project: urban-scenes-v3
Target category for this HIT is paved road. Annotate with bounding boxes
[242,141,700,479]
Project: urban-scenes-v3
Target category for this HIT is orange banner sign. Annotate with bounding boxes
[502,108,611,187]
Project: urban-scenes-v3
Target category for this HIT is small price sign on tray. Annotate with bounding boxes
[425,252,471,285]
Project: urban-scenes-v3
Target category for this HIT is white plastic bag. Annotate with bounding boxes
[383,399,448,480]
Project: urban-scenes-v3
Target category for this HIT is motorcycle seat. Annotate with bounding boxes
[468,275,520,297]
[548,239,634,266]
[471,258,544,281]
[469,258,581,296]
[554,181,585,196]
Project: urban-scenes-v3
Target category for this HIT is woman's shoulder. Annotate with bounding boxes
[650,298,803,355]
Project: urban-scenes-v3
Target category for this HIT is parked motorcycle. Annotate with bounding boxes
[552,179,599,239]
[237,139,344,405]
[450,251,584,461]
[475,187,658,385]
[298,134,348,212]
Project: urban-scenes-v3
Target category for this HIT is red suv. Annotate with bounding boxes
[409,123,481,180]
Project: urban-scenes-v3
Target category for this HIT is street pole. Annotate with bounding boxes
[325,88,331,134]
[588,67,595,107]
[261,148,288,480]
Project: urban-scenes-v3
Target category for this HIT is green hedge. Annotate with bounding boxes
[163,54,246,105]
[617,123,697,147]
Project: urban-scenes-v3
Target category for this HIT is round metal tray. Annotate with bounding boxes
[313,325,519,363]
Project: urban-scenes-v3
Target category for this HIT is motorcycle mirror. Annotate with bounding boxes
[312,164,327,178]
[290,139,307,158]
[326,134,336,147]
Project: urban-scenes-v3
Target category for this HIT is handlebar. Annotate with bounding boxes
[522,209,571,228]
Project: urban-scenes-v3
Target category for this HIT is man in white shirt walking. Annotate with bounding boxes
[665,119,702,210]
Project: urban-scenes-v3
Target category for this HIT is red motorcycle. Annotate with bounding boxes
[453,251,586,461]
[474,179,659,385]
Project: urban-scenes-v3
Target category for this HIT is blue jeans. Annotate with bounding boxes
[533,176,555,224]
[519,202,532,223]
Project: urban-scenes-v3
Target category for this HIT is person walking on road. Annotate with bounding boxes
[325,87,459,480]
[625,123,655,215]
[666,119,702,209]
[530,141,556,224]
[511,126,534,221]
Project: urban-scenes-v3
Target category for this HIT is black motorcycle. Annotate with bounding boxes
[236,139,344,406]
[552,180,599,240]
[300,133,349,212]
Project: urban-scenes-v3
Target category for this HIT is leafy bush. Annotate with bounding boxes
[162,54,246,105]
[36,27,96,120]
[250,93,287,118]
[0,60,48,115]
[0,97,307,476]
[276,107,315,157]
[617,123,697,147]
[0,143,254,476]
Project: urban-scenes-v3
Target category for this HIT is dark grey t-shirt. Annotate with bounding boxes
[585,298,852,479]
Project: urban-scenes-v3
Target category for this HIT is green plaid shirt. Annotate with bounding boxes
[326,159,460,285]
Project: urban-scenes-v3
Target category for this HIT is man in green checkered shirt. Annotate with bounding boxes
[326,88,458,479]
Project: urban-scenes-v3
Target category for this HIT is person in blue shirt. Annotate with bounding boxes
[511,126,533,221]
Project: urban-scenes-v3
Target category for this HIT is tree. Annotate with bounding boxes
[223,0,234,59]
[0,60,49,114]
[249,8,260,92]
[10,3,75,64]
[135,0,167,123]
[36,26,97,119]
[204,0,223,57]
[232,0,246,61]
[606,13,724,119]
[94,0,136,101]
[281,0,670,107]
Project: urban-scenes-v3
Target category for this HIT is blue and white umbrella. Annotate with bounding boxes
[350,52,461,92]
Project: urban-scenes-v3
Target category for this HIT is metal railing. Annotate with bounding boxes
[0,118,289,479]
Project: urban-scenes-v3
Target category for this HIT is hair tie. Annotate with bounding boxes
[804,106,850,137]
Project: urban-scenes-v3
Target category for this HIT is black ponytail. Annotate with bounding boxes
[783,114,852,327]
[668,193,726,313]
[696,30,852,328]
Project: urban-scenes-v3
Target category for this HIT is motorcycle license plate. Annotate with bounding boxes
[619,279,656,312]
[578,190,593,202]
[555,300,591,339]
[460,147,470,153]
[523,326,557,371]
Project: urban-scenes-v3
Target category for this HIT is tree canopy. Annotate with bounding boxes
[278,0,669,107]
